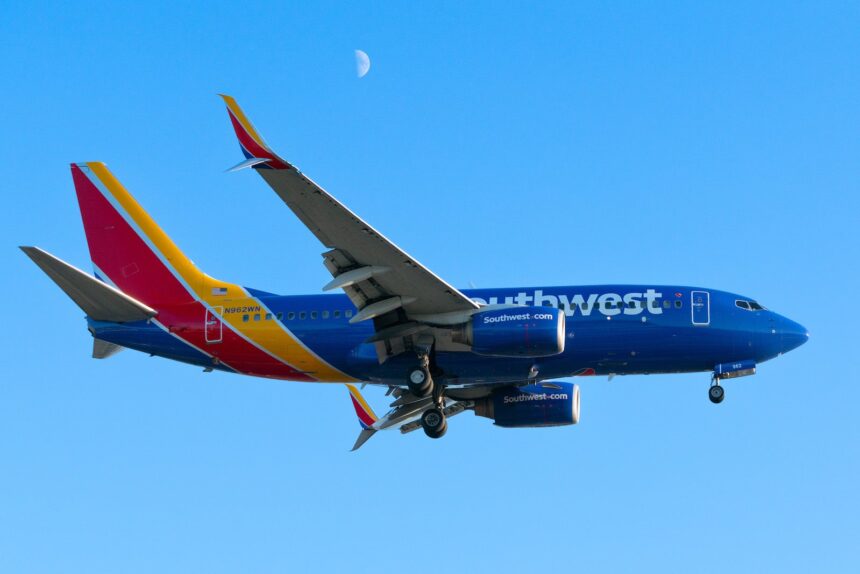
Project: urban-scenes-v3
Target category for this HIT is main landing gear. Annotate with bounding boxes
[407,363,432,397]
[709,378,725,404]
[421,407,447,439]
[407,352,448,439]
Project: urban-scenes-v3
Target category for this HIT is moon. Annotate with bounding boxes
[355,49,371,78]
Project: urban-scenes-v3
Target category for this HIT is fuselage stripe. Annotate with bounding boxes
[75,163,316,380]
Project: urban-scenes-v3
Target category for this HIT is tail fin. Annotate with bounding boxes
[71,162,229,308]
[346,384,378,451]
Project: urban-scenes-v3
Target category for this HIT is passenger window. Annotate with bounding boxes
[627,301,636,308]
[322,310,330,319]
[299,312,306,320]
[570,303,578,311]
[287,312,295,320]
[310,311,318,319]
[334,310,341,318]
[345,310,353,318]
[265,313,272,320]
[651,300,659,308]
[581,303,589,310]
[254,313,261,321]
[674,300,682,309]
[242,314,249,322]
[276,312,283,321]
[663,300,671,309]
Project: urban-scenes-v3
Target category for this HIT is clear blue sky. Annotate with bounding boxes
[2,2,858,572]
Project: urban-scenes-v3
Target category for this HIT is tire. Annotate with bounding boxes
[709,384,725,404]
[407,367,432,397]
[421,407,447,438]
[432,418,448,438]
[423,417,447,439]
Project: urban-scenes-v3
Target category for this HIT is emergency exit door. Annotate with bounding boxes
[205,306,223,343]
[691,291,710,326]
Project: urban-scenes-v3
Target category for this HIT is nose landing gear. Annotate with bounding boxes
[709,378,725,404]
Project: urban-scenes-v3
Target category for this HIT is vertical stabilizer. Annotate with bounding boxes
[71,162,223,308]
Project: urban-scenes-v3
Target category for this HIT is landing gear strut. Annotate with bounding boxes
[709,378,725,404]
[422,372,448,438]
[408,343,448,439]
[406,348,434,396]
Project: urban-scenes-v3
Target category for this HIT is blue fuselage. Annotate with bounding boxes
[92,284,808,386]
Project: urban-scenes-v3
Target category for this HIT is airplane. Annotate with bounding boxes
[21,95,809,450]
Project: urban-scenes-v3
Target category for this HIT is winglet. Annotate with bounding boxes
[219,94,290,170]
[346,384,378,451]
[346,384,378,429]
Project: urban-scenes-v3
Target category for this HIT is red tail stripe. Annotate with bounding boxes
[72,164,313,381]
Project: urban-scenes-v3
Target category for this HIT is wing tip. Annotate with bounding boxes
[219,93,289,170]
[218,93,237,108]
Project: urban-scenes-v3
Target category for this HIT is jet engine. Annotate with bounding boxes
[452,307,565,358]
[474,382,580,427]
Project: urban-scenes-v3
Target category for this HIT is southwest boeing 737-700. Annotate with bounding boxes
[21,95,809,450]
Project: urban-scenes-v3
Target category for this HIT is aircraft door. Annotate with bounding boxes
[691,291,710,326]
[205,306,224,343]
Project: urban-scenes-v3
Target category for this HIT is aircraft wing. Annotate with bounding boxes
[220,95,479,337]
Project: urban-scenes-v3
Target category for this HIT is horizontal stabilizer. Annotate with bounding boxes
[20,246,157,322]
[351,428,377,451]
[93,338,124,359]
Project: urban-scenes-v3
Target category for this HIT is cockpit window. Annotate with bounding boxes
[735,300,766,311]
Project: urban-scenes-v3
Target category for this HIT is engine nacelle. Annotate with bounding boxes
[453,307,565,358]
[474,382,580,427]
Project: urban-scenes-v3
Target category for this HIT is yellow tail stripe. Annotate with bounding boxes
[220,94,267,149]
[88,162,355,382]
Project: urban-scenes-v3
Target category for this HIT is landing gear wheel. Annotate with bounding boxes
[421,407,447,439]
[709,383,725,404]
[407,366,432,397]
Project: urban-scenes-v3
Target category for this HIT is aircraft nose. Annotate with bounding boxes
[779,316,809,354]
